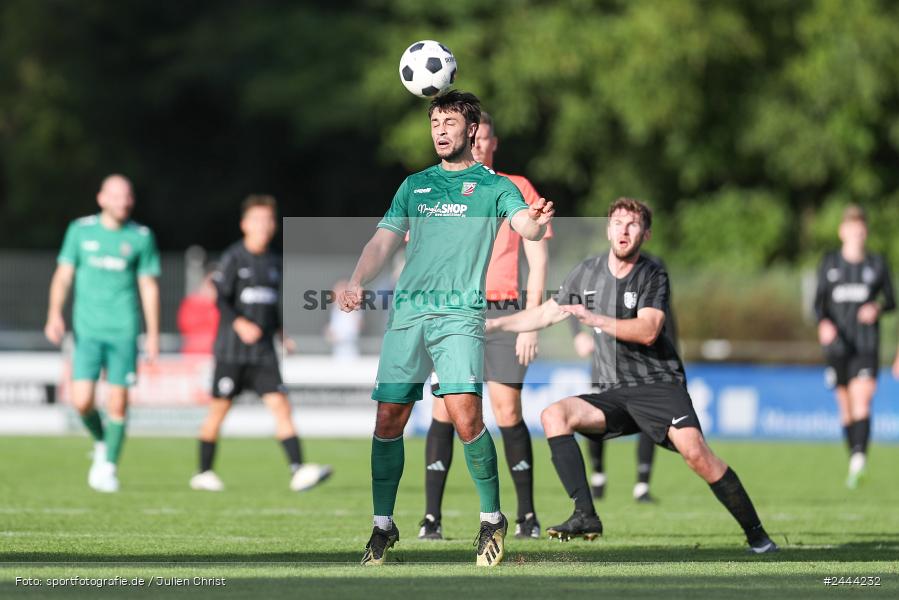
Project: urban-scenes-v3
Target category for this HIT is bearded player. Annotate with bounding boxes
[488,198,777,553]
[45,174,160,493]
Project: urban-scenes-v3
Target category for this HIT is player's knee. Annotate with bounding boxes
[540,403,567,432]
[70,391,94,413]
[72,399,93,415]
[679,443,706,471]
[374,405,408,438]
[374,423,403,439]
[454,416,485,442]
[431,399,450,422]
[492,404,521,428]
[106,403,127,420]
[107,410,127,421]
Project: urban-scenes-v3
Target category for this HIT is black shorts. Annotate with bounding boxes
[212,361,285,399]
[825,353,878,388]
[484,304,528,389]
[578,382,700,451]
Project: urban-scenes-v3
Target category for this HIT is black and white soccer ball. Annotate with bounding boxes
[398,40,457,98]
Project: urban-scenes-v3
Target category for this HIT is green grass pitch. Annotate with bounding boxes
[0,435,897,598]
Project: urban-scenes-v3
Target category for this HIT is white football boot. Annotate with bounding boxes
[91,461,119,493]
[190,470,225,492]
[289,463,333,492]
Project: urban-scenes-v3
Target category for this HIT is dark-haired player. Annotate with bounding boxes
[339,91,554,567]
[419,111,552,541]
[814,204,895,489]
[488,198,777,553]
[190,195,332,493]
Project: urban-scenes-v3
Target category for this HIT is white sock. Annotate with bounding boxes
[590,472,607,487]
[849,452,866,474]
[633,482,650,498]
[93,442,106,460]
[373,515,393,530]
[480,511,502,524]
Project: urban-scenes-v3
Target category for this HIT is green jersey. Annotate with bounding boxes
[58,214,161,339]
[378,162,528,330]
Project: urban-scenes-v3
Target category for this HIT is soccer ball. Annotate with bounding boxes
[398,40,457,98]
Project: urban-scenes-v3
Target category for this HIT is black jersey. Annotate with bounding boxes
[814,250,895,356]
[569,251,679,348]
[556,251,685,391]
[212,241,283,365]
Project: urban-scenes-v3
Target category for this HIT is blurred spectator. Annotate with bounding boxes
[178,268,220,354]
[325,279,362,360]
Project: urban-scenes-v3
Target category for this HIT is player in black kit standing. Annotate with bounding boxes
[814,204,895,489]
[488,198,777,553]
[190,195,332,493]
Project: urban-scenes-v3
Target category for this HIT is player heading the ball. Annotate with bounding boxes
[339,90,554,567]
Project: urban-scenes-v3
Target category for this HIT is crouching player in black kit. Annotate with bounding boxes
[190,195,332,493]
[814,204,895,489]
[488,198,777,553]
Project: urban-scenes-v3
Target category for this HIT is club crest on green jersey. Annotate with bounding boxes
[462,182,477,196]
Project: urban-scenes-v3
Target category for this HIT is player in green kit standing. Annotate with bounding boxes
[45,174,161,493]
[339,91,554,567]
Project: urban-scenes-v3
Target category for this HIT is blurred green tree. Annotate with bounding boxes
[1,0,898,271]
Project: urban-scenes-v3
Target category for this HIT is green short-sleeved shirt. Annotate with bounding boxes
[58,214,161,339]
[378,162,528,329]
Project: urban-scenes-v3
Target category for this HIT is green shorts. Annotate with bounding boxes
[372,317,484,403]
[73,336,138,387]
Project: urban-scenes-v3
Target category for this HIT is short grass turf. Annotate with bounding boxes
[0,436,897,598]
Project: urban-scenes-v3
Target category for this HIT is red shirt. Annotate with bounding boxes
[485,172,553,301]
[177,293,220,354]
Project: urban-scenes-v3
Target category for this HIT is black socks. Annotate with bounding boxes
[709,467,765,541]
[199,440,216,473]
[548,434,595,514]
[636,433,655,484]
[280,436,303,472]
[500,421,535,519]
[424,419,455,519]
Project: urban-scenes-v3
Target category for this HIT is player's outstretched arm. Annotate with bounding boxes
[488,298,569,334]
[510,197,554,241]
[340,228,403,312]
[561,305,665,346]
[44,264,74,346]
[517,237,549,365]
[138,275,160,362]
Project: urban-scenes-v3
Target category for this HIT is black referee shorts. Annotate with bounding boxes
[577,382,700,452]
[212,361,285,400]
[824,353,879,388]
[484,303,528,389]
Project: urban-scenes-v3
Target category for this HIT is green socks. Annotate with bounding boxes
[463,428,500,513]
[80,409,126,464]
[105,419,127,464]
[371,428,499,518]
[80,409,105,442]
[372,435,405,516]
